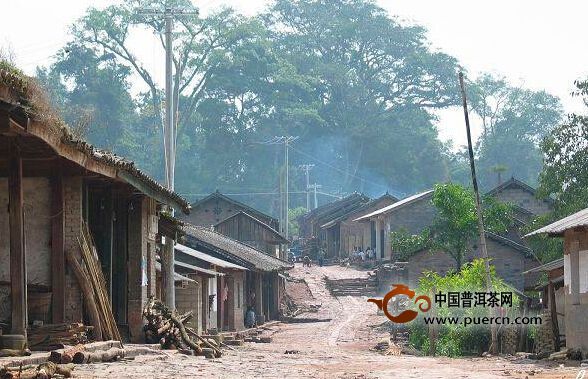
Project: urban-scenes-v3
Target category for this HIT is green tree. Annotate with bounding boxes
[539,78,588,217]
[288,206,307,238]
[392,183,512,268]
[469,74,563,187]
[264,0,462,192]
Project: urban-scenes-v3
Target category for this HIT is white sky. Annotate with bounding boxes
[2,0,587,148]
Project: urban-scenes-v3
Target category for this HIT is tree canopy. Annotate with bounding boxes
[32,0,562,217]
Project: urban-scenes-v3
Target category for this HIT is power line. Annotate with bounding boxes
[289,146,390,191]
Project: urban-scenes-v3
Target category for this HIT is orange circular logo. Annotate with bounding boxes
[368,284,431,323]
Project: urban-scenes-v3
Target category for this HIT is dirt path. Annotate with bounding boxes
[73,264,581,379]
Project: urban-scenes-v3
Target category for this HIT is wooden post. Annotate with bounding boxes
[255,272,263,324]
[548,281,561,350]
[9,140,26,335]
[428,287,437,356]
[459,73,497,353]
[51,161,65,323]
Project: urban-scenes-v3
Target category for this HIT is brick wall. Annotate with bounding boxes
[406,237,537,291]
[127,196,153,343]
[63,177,83,323]
[492,187,551,216]
[387,197,436,235]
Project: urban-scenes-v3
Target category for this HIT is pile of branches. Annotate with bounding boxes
[142,298,221,358]
[0,362,74,379]
[28,323,92,351]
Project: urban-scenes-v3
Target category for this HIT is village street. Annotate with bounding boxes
[72,265,579,379]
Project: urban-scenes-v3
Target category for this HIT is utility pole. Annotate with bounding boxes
[261,136,298,240]
[459,72,497,354]
[298,164,314,210]
[308,183,322,209]
[136,4,198,310]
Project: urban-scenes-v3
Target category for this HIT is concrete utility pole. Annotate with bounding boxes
[261,136,298,240]
[136,4,198,310]
[298,164,314,210]
[308,183,322,209]
[459,72,497,354]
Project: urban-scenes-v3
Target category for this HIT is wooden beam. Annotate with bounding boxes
[51,161,65,323]
[9,139,26,335]
[548,281,561,350]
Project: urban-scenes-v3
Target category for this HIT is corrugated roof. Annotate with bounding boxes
[173,260,224,277]
[354,190,434,221]
[0,68,190,214]
[175,243,248,270]
[182,224,293,272]
[526,207,588,237]
[522,258,564,274]
[154,262,197,282]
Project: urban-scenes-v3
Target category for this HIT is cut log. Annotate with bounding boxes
[49,344,85,364]
[73,347,125,364]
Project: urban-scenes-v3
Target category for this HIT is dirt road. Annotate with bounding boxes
[74,264,581,379]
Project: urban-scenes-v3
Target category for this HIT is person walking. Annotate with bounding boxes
[318,247,326,267]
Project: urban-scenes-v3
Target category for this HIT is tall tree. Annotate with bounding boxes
[469,74,563,187]
[264,0,462,192]
[538,79,588,217]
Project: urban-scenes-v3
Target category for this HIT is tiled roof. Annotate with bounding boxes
[182,224,292,272]
[0,67,190,214]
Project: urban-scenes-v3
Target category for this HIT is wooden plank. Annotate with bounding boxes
[51,161,65,323]
[8,139,26,335]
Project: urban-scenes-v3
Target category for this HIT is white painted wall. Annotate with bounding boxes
[579,250,588,294]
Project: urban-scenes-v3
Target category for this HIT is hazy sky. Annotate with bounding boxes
[2,0,587,148]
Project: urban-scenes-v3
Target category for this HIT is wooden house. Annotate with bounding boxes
[0,68,191,343]
[527,208,588,351]
[319,194,397,259]
[180,224,292,331]
[523,258,565,350]
[182,190,279,231]
[214,211,289,259]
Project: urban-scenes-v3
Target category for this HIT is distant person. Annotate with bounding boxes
[359,248,365,262]
[366,247,373,260]
[303,255,312,267]
[318,247,326,267]
[245,307,257,328]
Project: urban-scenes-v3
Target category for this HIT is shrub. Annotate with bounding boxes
[408,259,520,357]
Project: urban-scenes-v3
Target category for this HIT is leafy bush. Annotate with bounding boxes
[408,259,519,357]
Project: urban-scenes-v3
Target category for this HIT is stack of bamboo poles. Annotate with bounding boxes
[65,221,121,343]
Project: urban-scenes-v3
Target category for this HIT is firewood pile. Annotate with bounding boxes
[0,362,74,379]
[142,298,222,358]
[28,323,92,351]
